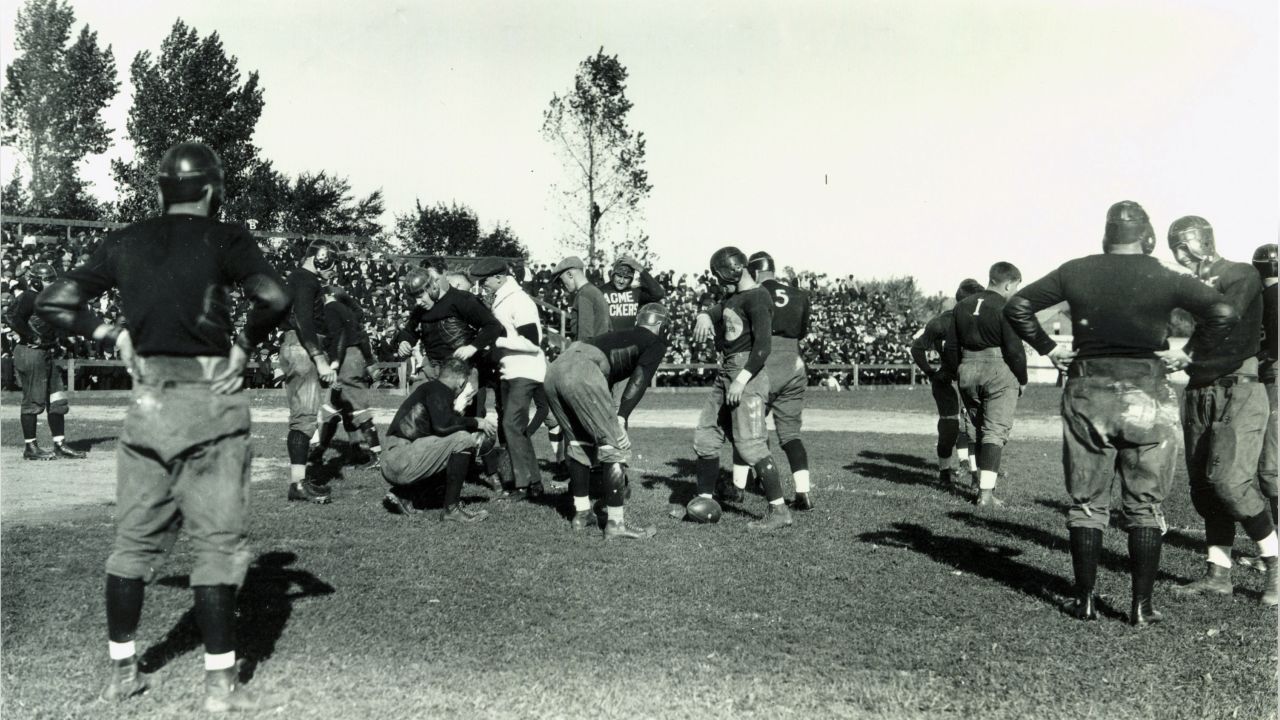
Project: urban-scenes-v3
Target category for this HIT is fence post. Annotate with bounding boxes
[67,357,76,393]
[398,361,407,393]
[910,366,916,385]
[853,363,860,387]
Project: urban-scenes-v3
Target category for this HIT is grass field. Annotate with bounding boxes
[2,388,1276,719]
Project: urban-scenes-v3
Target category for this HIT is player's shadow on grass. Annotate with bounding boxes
[846,451,972,501]
[857,522,1124,620]
[141,551,334,682]
[1033,498,1205,555]
[64,436,115,452]
[639,458,755,518]
[949,511,1191,584]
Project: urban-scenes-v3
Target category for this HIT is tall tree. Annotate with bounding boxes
[542,48,651,261]
[2,0,117,219]
[394,200,528,260]
[276,171,384,237]
[111,20,265,222]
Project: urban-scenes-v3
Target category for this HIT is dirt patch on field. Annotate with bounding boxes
[1,448,288,527]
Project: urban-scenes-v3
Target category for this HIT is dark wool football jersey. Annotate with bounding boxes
[947,289,1027,385]
[760,278,810,340]
[1185,257,1263,383]
[1008,254,1233,364]
[5,291,60,347]
[586,327,667,418]
[48,214,286,356]
[322,299,369,360]
[388,379,478,441]
[706,285,773,376]
[282,266,328,356]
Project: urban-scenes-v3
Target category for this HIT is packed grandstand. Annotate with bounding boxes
[1,229,929,391]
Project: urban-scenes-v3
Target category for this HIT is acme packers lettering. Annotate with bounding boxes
[603,291,638,318]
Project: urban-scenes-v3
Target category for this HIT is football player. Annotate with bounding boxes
[599,254,667,331]
[910,279,985,485]
[5,262,86,459]
[278,239,340,504]
[685,247,791,531]
[314,286,383,470]
[1166,218,1278,606]
[35,141,290,709]
[942,262,1026,507]
[1006,200,1237,625]
[544,303,670,539]
[718,252,815,509]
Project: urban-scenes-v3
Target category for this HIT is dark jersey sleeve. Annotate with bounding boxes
[1001,314,1028,386]
[425,385,479,435]
[35,235,119,340]
[457,293,503,350]
[220,228,288,348]
[941,311,961,375]
[618,335,667,420]
[636,270,667,304]
[322,301,349,361]
[743,289,773,377]
[1178,274,1239,357]
[1005,269,1065,355]
[6,291,38,345]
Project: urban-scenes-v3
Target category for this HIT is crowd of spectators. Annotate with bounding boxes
[2,227,926,391]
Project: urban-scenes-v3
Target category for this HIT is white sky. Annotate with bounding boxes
[1,0,1276,293]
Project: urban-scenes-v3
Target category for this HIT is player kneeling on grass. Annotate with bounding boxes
[685,246,792,531]
[381,358,498,522]
[35,141,291,711]
[544,303,670,539]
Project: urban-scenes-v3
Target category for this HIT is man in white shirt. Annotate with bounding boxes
[469,257,548,499]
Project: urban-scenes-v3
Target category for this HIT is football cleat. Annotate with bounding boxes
[1262,557,1278,607]
[52,442,86,459]
[1129,599,1164,627]
[203,669,287,713]
[571,510,599,531]
[604,520,657,540]
[1173,563,1232,596]
[381,491,419,515]
[975,490,1005,507]
[747,503,793,532]
[288,480,332,504]
[1068,594,1098,621]
[100,659,148,702]
[23,442,55,461]
[791,492,814,511]
[685,496,722,524]
[442,504,488,523]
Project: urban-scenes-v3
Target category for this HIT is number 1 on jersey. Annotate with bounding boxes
[973,298,984,315]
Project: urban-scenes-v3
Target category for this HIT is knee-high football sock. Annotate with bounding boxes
[193,585,237,670]
[696,456,719,498]
[48,412,66,442]
[106,574,145,656]
[20,413,37,442]
[754,458,785,504]
[781,439,809,493]
[444,451,474,508]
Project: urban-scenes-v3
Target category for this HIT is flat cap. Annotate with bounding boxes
[468,256,509,279]
[550,256,585,279]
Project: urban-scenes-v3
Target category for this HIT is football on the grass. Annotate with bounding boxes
[685,496,722,524]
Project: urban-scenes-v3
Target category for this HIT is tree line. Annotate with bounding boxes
[1,1,654,263]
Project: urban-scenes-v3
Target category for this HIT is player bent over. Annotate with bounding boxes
[381,358,498,522]
[943,262,1026,507]
[1006,200,1237,625]
[911,279,984,486]
[544,303,670,539]
[5,262,87,460]
[36,142,291,710]
[1165,217,1279,606]
[686,247,791,531]
[314,286,382,469]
